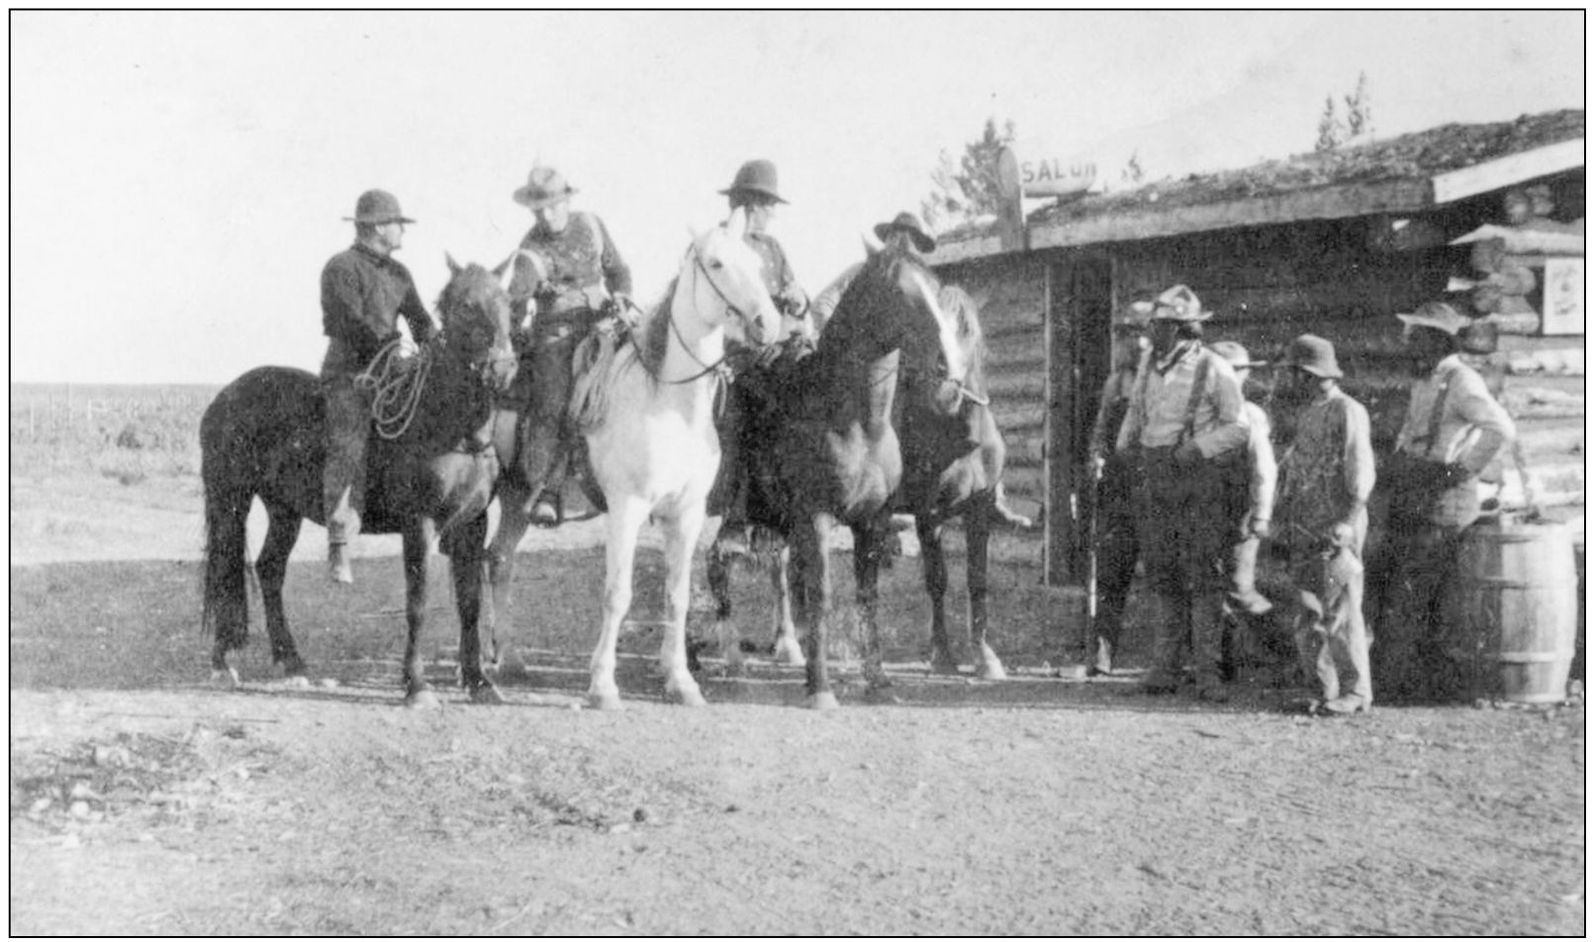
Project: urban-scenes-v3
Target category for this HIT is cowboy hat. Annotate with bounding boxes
[344,189,414,225]
[1209,340,1268,370]
[873,211,936,254]
[1395,300,1469,336]
[719,159,787,204]
[514,165,577,209]
[1150,284,1210,322]
[1281,334,1343,378]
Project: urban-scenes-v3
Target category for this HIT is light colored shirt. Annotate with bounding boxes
[1395,354,1514,476]
[1116,342,1247,459]
[1241,401,1277,526]
[1278,385,1376,552]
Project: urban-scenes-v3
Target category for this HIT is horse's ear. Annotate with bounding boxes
[724,206,748,240]
[862,230,883,256]
[446,253,462,276]
[491,253,514,281]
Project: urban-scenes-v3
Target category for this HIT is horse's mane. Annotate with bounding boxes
[568,278,676,432]
[638,277,677,377]
[937,284,988,393]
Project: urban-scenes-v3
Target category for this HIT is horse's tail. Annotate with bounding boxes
[199,402,252,653]
[567,331,622,432]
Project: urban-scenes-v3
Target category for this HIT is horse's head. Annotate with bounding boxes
[832,246,971,412]
[680,207,780,348]
[439,254,518,394]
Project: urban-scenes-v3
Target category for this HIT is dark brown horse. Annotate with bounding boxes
[739,244,969,707]
[200,257,517,707]
[894,285,1015,679]
[707,284,1020,681]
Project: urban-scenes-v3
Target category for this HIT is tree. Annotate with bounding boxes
[921,117,1017,231]
[1343,70,1373,140]
[1315,72,1373,153]
[1315,96,1344,153]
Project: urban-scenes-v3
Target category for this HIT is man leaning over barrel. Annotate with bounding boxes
[1369,301,1514,701]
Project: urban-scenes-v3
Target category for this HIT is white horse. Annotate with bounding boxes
[576,209,779,709]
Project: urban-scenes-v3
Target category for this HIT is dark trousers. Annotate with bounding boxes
[1368,513,1469,700]
[1091,455,1139,668]
[517,323,584,510]
[1135,449,1236,685]
[322,374,373,545]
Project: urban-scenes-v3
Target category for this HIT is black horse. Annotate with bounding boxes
[741,243,970,707]
[200,257,517,707]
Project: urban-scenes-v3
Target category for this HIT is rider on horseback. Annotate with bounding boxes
[713,159,813,556]
[506,164,634,528]
[320,189,437,585]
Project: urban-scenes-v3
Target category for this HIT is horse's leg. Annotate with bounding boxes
[853,521,898,704]
[917,515,957,675]
[447,512,503,705]
[706,537,746,676]
[769,544,806,668]
[257,504,309,684]
[590,497,648,710]
[485,481,535,675]
[401,520,442,709]
[966,497,1005,680]
[794,514,838,710]
[658,507,708,707]
[203,481,252,687]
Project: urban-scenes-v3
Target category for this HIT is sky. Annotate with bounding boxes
[10,10,1585,385]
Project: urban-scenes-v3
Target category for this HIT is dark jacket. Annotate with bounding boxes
[320,243,435,374]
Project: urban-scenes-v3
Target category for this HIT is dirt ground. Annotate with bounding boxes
[9,472,1587,935]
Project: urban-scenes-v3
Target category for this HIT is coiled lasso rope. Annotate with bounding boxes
[355,338,434,441]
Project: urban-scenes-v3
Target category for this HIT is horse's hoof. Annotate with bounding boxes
[864,684,902,705]
[806,691,840,711]
[209,667,240,688]
[667,686,708,708]
[773,642,807,668]
[405,688,443,710]
[976,661,1008,682]
[469,683,506,706]
[587,692,625,711]
[278,674,312,689]
[929,654,961,676]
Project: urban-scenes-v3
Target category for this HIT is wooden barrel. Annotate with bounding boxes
[1455,517,1579,704]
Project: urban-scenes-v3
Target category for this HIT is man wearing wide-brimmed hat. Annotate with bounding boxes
[721,159,808,319]
[711,159,810,556]
[506,164,633,528]
[1273,334,1377,715]
[810,211,938,329]
[1116,284,1249,701]
[1369,301,1514,701]
[319,188,437,584]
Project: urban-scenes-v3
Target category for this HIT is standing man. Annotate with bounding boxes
[1117,285,1249,701]
[1369,302,1514,700]
[1209,341,1277,621]
[1273,335,1377,715]
[320,189,435,585]
[508,164,633,528]
[1083,298,1152,676]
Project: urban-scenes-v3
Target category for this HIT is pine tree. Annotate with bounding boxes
[1315,96,1344,153]
[1344,71,1373,140]
[921,117,1017,230]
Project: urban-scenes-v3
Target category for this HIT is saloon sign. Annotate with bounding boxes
[1020,155,1097,198]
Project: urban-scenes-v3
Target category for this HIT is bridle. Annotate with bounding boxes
[635,243,757,387]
